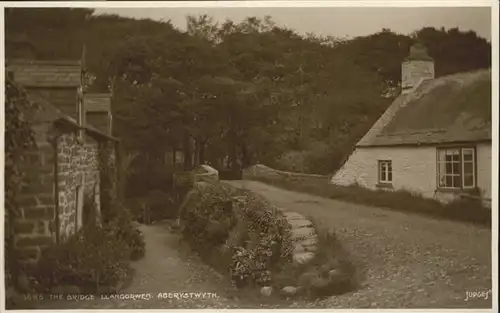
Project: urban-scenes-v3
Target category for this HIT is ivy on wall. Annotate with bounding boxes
[4,77,40,288]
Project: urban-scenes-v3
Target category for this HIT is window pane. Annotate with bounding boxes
[452,175,461,188]
[438,162,446,178]
[463,174,474,187]
[446,149,460,156]
[463,162,473,175]
[446,176,453,187]
[463,149,474,161]
[452,162,460,174]
[438,175,446,187]
[446,162,452,173]
[438,150,446,162]
[388,171,392,182]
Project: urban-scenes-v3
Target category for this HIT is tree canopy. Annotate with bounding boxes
[5,8,492,179]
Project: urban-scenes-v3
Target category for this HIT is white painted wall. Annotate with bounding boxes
[476,142,492,200]
[331,143,492,203]
[332,146,437,197]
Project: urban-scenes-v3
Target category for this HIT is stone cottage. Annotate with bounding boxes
[331,44,492,206]
[6,59,119,265]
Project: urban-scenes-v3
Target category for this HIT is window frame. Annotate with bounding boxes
[378,160,393,184]
[436,146,476,190]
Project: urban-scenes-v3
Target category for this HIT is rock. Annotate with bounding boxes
[260,286,273,297]
[311,277,330,289]
[281,286,298,296]
[288,219,313,229]
[328,269,341,279]
[298,271,320,287]
[293,252,315,265]
[293,243,306,253]
[291,227,315,240]
[328,269,347,283]
[193,165,219,182]
[300,236,318,247]
[304,245,318,252]
[283,212,306,220]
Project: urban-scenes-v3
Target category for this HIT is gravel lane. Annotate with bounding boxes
[226,180,492,309]
[21,180,492,309]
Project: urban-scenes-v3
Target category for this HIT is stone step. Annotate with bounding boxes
[293,252,315,265]
[299,236,318,247]
[288,219,313,229]
[283,212,306,220]
[291,227,315,240]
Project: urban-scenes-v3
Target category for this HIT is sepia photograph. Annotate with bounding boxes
[2,1,497,311]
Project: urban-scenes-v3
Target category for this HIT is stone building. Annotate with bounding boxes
[6,59,119,265]
[331,44,492,206]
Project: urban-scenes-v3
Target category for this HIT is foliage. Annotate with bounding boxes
[4,78,40,291]
[249,174,491,227]
[272,225,358,299]
[33,223,132,293]
[179,182,293,288]
[5,9,492,188]
[108,213,146,261]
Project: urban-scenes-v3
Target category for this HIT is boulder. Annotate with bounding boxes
[311,277,330,289]
[298,271,320,287]
[281,286,298,296]
[291,227,315,240]
[288,219,313,229]
[328,269,348,283]
[293,243,306,253]
[193,165,219,183]
[300,236,318,247]
[260,286,273,297]
[283,212,306,220]
[293,251,315,265]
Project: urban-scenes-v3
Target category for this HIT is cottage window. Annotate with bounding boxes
[378,160,393,183]
[437,147,475,189]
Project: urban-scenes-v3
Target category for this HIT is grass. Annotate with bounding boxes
[246,175,491,227]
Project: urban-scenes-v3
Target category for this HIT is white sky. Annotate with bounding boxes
[93,6,492,41]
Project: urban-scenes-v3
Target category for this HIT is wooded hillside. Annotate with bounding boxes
[5,8,491,182]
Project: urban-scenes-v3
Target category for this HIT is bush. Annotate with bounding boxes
[33,224,131,293]
[178,182,293,288]
[107,215,146,261]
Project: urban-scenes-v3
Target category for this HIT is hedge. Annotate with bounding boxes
[178,181,294,288]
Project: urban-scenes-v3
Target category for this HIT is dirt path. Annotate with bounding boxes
[27,222,318,309]
[29,222,243,309]
[225,180,493,309]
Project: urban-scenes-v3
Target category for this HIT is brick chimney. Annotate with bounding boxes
[401,43,435,94]
[5,60,83,119]
[83,93,113,135]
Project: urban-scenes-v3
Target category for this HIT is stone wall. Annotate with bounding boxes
[243,164,329,182]
[57,132,101,240]
[13,140,57,264]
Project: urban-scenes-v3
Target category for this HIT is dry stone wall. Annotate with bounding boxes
[57,133,101,240]
[243,164,329,182]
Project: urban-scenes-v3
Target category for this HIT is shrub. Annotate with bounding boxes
[33,223,131,293]
[107,215,146,261]
[179,182,293,288]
